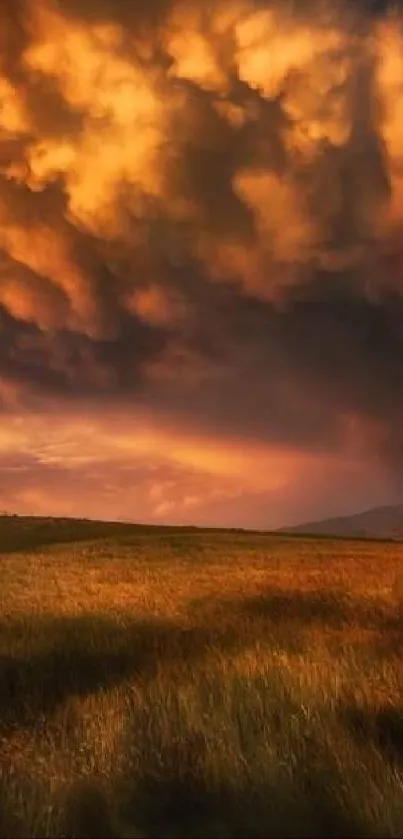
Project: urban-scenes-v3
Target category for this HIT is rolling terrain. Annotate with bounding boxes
[280,504,403,540]
[0,515,402,838]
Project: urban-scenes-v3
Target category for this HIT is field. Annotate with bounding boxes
[0,516,402,838]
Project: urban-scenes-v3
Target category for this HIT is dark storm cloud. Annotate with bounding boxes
[0,0,403,487]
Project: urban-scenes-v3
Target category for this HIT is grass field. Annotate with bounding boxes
[0,516,402,838]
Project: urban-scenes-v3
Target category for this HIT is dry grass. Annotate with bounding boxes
[0,518,402,837]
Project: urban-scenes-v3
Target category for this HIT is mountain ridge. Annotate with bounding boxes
[279,504,403,539]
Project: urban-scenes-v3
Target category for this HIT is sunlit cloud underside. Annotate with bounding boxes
[0,0,402,526]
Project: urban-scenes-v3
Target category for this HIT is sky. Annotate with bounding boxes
[0,0,403,529]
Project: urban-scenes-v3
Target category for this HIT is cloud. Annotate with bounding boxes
[0,410,396,527]
[0,0,403,524]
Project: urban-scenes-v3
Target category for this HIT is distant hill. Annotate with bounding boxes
[0,514,257,554]
[279,505,403,540]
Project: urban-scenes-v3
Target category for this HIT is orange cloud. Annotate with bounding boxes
[126,284,188,327]
[0,406,394,527]
[23,3,169,233]
[0,0,403,528]
[0,0,401,315]
[372,17,403,236]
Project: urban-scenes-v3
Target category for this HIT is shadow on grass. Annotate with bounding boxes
[0,615,222,730]
[0,594,323,734]
[0,516,149,555]
[2,587,402,731]
[61,737,366,839]
[62,781,117,839]
[188,587,403,665]
[185,587,401,654]
[1,587,401,838]
[115,771,316,839]
[0,592,321,732]
[0,515,223,556]
[232,587,403,633]
[0,709,380,839]
[341,703,403,767]
[0,794,19,839]
[232,589,403,665]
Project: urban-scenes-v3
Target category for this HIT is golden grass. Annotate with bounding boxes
[0,522,402,837]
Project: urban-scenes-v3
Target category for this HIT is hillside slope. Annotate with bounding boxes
[280,504,403,539]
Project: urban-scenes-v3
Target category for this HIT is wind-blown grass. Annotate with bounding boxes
[0,517,402,837]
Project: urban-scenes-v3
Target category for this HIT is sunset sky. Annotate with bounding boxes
[1,0,403,529]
